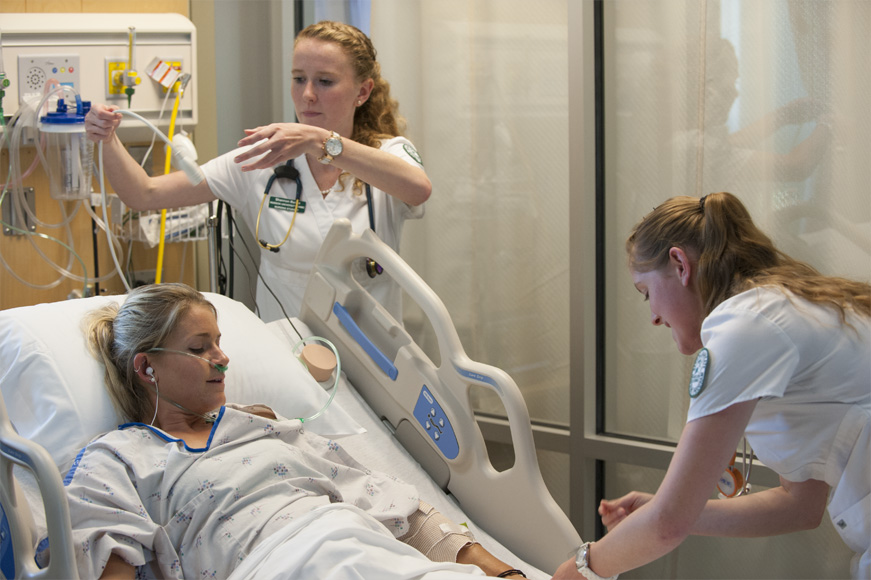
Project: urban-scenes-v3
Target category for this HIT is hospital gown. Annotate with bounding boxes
[64,404,424,579]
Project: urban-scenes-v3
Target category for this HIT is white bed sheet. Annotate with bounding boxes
[7,318,547,580]
[269,318,549,580]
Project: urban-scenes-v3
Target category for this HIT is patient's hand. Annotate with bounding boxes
[99,553,135,579]
[598,491,652,531]
[457,543,525,577]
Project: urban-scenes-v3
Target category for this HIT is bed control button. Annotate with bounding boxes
[413,385,459,460]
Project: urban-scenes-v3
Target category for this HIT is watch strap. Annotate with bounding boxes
[574,543,618,580]
[318,131,342,164]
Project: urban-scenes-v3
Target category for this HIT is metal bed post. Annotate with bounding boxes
[207,202,218,293]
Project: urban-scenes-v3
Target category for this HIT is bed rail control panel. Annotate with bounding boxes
[413,386,459,460]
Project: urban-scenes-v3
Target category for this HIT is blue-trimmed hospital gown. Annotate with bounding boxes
[64,404,421,579]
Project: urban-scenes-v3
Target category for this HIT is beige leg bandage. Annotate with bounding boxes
[398,500,478,562]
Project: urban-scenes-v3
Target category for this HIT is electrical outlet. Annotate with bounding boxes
[144,57,185,93]
[160,61,183,93]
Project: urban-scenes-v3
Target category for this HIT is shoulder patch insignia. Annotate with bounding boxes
[689,347,710,398]
[403,144,423,166]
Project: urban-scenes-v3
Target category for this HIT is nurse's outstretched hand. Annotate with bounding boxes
[598,491,652,531]
[85,103,122,143]
[234,122,315,172]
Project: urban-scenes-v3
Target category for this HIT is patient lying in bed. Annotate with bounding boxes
[65,283,527,579]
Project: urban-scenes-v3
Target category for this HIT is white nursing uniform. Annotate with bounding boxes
[687,287,871,578]
[64,405,422,579]
[201,136,426,322]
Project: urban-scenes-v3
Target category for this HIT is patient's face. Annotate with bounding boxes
[153,305,229,415]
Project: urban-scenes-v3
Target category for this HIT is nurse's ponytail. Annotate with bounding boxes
[627,192,870,323]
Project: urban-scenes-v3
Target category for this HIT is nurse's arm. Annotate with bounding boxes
[235,123,432,207]
[97,133,217,211]
[330,137,432,207]
[87,104,217,211]
[692,475,829,537]
[553,400,758,579]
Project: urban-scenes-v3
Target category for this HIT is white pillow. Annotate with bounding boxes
[0,291,362,469]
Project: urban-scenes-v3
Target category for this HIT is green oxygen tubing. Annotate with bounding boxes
[291,336,342,423]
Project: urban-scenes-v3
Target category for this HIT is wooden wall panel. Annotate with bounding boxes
[0,1,29,12]
[0,0,200,309]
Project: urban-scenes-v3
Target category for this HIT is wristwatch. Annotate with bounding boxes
[318,131,343,164]
[574,543,618,580]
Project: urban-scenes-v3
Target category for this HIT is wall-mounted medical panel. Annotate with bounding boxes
[1,13,196,140]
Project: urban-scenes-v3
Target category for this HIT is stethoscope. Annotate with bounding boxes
[716,437,754,498]
[255,159,383,277]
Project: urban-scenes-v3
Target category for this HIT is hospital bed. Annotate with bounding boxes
[0,219,581,579]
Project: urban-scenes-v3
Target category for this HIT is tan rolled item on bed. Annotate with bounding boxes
[398,500,477,562]
[299,343,337,382]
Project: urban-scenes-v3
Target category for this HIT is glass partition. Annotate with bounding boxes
[602,0,869,443]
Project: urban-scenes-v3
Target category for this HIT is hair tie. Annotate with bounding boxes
[699,195,708,213]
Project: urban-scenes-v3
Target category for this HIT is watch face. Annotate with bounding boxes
[325,136,342,156]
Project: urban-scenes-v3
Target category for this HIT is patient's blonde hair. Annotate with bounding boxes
[84,283,217,423]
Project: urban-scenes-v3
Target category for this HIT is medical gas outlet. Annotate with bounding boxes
[106,58,140,98]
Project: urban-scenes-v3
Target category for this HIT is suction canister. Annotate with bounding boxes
[39,98,94,200]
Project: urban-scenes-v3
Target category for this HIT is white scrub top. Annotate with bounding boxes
[687,287,871,576]
[201,136,425,322]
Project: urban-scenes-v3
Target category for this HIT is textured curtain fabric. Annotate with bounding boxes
[372,0,571,426]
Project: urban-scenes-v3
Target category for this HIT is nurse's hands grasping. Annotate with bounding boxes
[85,103,123,143]
[234,122,324,172]
[598,491,652,531]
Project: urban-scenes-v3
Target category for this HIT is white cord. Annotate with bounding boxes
[99,141,132,292]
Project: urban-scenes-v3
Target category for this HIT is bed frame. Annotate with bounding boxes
[0,392,77,579]
[0,218,581,579]
[300,219,581,572]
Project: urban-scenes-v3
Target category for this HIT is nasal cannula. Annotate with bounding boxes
[147,336,341,424]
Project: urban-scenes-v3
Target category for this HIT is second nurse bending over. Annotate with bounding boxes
[553,192,870,580]
[85,20,431,322]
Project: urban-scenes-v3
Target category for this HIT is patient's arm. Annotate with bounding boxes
[399,501,527,577]
[457,542,527,577]
[99,553,135,579]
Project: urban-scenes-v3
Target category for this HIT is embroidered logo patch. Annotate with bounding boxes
[403,144,423,166]
[688,347,710,398]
